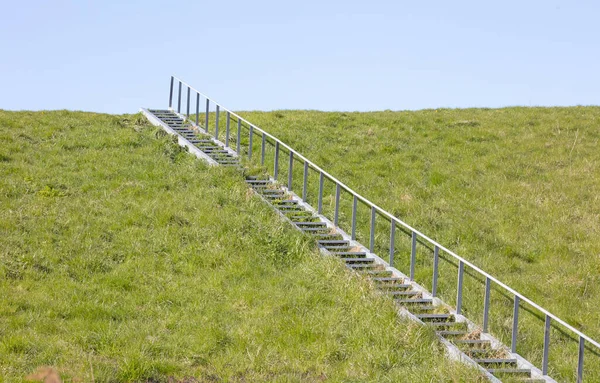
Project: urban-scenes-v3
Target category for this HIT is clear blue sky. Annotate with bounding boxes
[1,0,598,114]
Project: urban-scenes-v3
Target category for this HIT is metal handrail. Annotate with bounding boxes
[167,75,599,381]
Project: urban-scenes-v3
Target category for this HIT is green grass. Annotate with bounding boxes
[0,110,482,382]
[217,106,600,381]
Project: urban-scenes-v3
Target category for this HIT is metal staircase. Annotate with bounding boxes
[139,76,600,382]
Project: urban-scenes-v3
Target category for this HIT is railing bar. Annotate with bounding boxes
[274,142,279,180]
[389,220,395,267]
[236,118,241,154]
[195,92,199,126]
[204,99,209,133]
[171,76,600,350]
[168,76,174,109]
[511,295,520,353]
[542,315,550,375]
[334,183,340,225]
[351,196,357,240]
[369,206,376,253]
[261,134,266,166]
[410,231,417,280]
[302,161,309,201]
[186,86,190,118]
[317,172,324,214]
[577,336,584,383]
[177,81,182,113]
[214,105,220,140]
[456,260,464,314]
[225,112,230,147]
[248,125,253,160]
[288,151,293,190]
[432,245,439,297]
[483,277,491,333]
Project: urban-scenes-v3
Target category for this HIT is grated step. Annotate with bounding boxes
[344,257,375,263]
[437,330,468,337]
[333,252,368,258]
[487,368,532,377]
[416,314,454,322]
[396,298,433,305]
[473,358,518,366]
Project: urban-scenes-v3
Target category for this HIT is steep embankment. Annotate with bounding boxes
[239,107,600,343]
[0,111,480,382]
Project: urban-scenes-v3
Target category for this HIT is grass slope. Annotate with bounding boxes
[232,107,600,381]
[0,110,481,382]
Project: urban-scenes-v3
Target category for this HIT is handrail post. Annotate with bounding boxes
[236,119,241,153]
[177,81,182,113]
[302,161,309,201]
[577,336,584,383]
[334,183,341,225]
[456,260,464,314]
[168,76,174,109]
[542,315,550,375]
[225,112,230,147]
[483,277,491,332]
[288,151,293,190]
[317,172,324,213]
[261,134,266,165]
[511,295,520,353]
[248,126,253,159]
[186,87,190,118]
[215,105,220,139]
[432,245,439,297]
[204,99,209,133]
[410,231,417,280]
[389,220,396,267]
[274,142,279,179]
[369,206,376,252]
[351,196,357,240]
[195,93,199,126]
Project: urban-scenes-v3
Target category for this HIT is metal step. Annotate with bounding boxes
[473,358,518,366]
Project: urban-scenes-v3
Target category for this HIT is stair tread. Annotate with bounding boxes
[473,358,518,364]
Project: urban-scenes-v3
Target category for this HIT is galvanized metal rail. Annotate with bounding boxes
[146,75,598,382]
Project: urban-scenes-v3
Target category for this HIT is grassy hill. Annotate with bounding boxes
[0,111,481,382]
[233,106,600,380]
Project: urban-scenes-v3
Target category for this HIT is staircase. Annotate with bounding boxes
[139,76,599,383]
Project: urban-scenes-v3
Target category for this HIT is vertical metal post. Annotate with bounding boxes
[432,245,439,297]
[215,105,220,139]
[389,220,396,266]
[186,87,190,117]
[195,93,199,126]
[483,277,491,332]
[177,81,182,113]
[317,172,324,213]
[169,76,174,109]
[369,206,376,252]
[577,336,584,383]
[542,315,550,375]
[261,134,266,165]
[274,142,279,179]
[236,119,241,154]
[456,261,464,314]
[302,161,308,201]
[248,126,253,159]
[225,112,230,147]
[288,151,293,190]
[334,183,341,225]
[351,196,357,240]
[511,295,520,353]
[204,99,209,133]
[410,231,417,280]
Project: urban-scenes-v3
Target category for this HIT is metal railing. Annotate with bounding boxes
[167,75,599,382]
